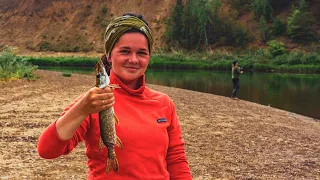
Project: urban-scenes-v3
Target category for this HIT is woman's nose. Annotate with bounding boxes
[128,54,139,63]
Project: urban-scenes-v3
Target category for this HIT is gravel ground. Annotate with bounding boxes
[0,70,319,180]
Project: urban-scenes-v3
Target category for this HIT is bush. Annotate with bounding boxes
[101,6,107,14]
[232,23,252,46]
[268,40,285,57]
[62,73,72,77]
[300,52,320,65]
[0,46,38,80]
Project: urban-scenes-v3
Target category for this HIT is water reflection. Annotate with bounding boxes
[146,69,320,120]
[40,67,320,119]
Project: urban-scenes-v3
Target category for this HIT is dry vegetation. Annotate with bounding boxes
[0,0,173,53]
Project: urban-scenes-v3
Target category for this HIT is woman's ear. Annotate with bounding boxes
[108,55,112,63]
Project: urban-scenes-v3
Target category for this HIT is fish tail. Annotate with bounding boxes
[106,156,119,173]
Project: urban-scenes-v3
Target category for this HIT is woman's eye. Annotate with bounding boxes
[138,51,148,55]
[120,50,129,54]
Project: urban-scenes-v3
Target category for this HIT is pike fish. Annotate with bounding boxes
[95,60,123,173]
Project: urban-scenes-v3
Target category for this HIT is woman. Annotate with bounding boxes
[37,13,192,179]
[231,60,243,99]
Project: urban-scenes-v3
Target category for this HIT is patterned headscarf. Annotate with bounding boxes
[104,14,153,58]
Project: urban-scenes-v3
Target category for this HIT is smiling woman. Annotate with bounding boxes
[109,32,150,89]
[37,13,192,180]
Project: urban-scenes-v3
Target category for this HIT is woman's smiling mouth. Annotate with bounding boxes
[124,66,139,72]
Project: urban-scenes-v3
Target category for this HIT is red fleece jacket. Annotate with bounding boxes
[37,70,192,180]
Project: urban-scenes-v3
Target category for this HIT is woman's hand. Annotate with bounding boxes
[78,86,115,116]
[55,86,115,140]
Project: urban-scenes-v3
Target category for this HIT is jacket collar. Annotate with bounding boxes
[109,70,146,95]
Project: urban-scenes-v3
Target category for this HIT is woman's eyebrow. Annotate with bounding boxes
[119,46,130,50]
[119,46,148,51]
[139,48,148,52]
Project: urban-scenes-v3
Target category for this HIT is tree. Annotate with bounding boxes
[259,16,269,42]
[165,0,251,49]
[298,0,307,12]
[196,0,220,47]
[287,0,315,42]
[252,0,273,21]
[165,0,184,45]
[273,16,286,36]
[180,0,199,48]
[226,0,252,12]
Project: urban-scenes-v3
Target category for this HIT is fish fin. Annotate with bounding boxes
[114,114,120,125]
[108,84,120,88]
[106,157,119,173]
[115,136,123,149]
[98,137,106,153]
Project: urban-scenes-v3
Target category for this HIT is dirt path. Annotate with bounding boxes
[0,70,319,179]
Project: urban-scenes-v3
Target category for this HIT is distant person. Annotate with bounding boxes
[231,60,243,99]
[37,13,192,179]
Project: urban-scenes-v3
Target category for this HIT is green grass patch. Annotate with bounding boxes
[62,72,72,77]
[23,50,320,74]
[25,56,98,67]
[0,46,38,80]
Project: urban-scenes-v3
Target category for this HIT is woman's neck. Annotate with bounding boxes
[123,79,140,90]
[109,70,145,91]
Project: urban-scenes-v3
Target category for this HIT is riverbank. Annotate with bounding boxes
[18,50,320,74]
[0,70,319,179]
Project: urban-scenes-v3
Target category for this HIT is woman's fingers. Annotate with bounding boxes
[80,86,116,114]
[93,87,115,110]
[88,87,114,101]
[99,96,114,106]
[100,97,115,110]
[89,86,112,95]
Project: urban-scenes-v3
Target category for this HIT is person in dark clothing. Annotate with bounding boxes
[231,60,243,99]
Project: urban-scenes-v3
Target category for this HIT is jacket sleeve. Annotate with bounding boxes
[236,66,241,74]
[37,95,91,159]
[166,100,192,180]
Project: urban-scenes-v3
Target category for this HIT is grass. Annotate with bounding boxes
[0,46,38,80]
[22,49,320,74]
[62,72,72,77]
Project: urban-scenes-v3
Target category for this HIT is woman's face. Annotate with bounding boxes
[109,32,150,86]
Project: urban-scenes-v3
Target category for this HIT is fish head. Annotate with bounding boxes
[95,60,110,88]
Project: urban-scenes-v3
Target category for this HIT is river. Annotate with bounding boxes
[41,67,320,120]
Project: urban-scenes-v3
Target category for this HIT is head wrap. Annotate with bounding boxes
[104,14,153,58]
[232,60,238,65]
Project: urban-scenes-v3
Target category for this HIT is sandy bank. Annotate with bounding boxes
[0,70,319,179]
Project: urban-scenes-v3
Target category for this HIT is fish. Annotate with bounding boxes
[95,59,123,173]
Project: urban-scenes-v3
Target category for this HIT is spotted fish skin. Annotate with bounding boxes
[95,60,123,173]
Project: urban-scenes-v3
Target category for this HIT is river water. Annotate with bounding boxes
[41,67,320,120]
